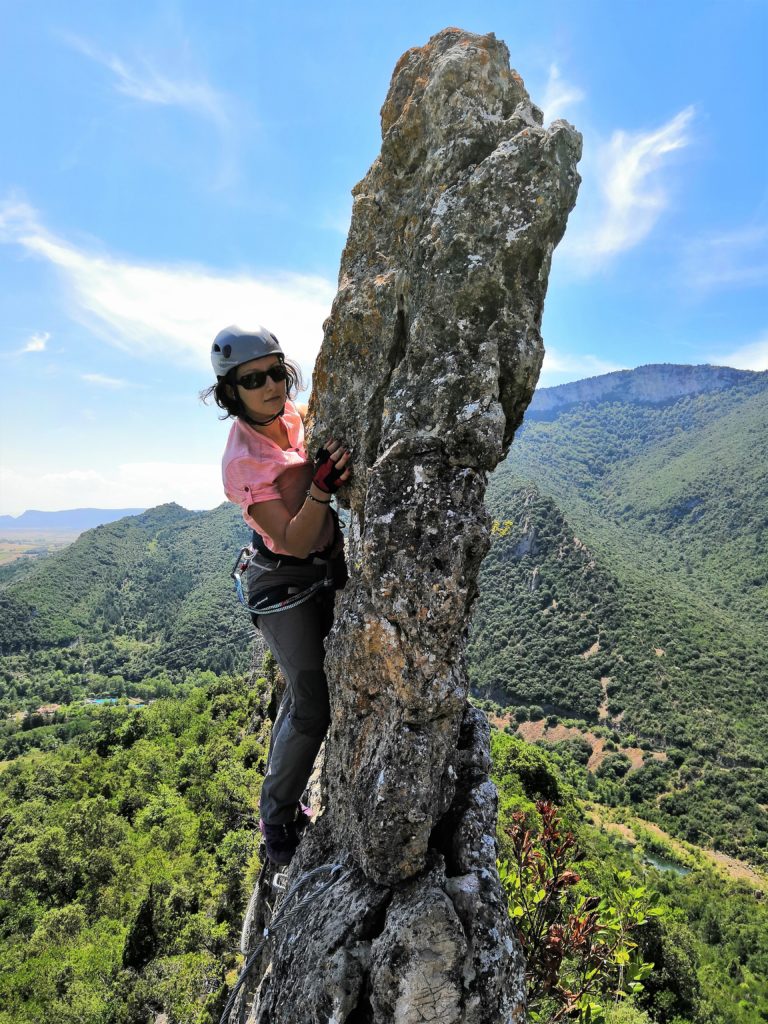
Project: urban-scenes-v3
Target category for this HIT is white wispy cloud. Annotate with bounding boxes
[0,197,336,377]
[66,34,227,121]
[21,331,50,353]
[541,64,585,124]
[0,462,223,516]
[538,347,626,387]
[684,223,768,290]
[81,373,127,388]
[62,33,237,188]
[706,331,768,372]
[562,106,695,271]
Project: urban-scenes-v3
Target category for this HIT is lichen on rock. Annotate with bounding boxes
[233,26,581,1024]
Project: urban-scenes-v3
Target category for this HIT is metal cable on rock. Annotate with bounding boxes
[219,862,351,1024]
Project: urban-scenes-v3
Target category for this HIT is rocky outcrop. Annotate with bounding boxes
[230,27,580,1023]
[527,364,765,419]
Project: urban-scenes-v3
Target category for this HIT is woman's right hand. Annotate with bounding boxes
[313,438,352,494]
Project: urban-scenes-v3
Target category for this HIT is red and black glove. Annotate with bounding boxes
[313,444,349,494]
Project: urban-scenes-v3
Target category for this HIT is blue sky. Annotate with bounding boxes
[1,0,766,515]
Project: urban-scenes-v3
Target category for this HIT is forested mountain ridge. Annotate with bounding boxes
[471,364,768,866]
[2,363,765,862]
[510,365,768,631]
[1,363,767,1021]
[527,363,758,419]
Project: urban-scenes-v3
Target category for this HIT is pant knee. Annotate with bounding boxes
[290,669,330,737]
[291,713,330,738]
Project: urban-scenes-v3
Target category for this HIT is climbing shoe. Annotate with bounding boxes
[259,820,299,866]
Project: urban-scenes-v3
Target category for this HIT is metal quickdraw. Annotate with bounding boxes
[230,546,334,616]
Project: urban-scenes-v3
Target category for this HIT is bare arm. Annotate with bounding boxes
[248,440,350,558]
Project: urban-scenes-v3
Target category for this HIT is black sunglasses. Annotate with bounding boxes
[235,363,288,390]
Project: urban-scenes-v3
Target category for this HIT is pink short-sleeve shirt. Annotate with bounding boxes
[221,400,335,555]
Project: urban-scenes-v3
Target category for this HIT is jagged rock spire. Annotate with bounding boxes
[234,27,581,1023]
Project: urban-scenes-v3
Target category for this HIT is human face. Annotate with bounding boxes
[233,354,287,421]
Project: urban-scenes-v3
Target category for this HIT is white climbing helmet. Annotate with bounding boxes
[210,325,283,379]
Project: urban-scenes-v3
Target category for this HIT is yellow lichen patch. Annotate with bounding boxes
[491,518,514,537]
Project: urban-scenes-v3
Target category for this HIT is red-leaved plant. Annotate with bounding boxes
[499,801,662,1022]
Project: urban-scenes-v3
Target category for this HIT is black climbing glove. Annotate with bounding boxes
[313,444,349,494]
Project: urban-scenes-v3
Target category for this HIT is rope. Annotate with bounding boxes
[219,862,351,1024]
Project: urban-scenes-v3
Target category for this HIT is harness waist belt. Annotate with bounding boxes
[251,530,333,566]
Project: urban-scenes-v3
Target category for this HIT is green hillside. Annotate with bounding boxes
[0,671,269,1024]
[1,362,767,1020]
[510,367,768,631]
[0,503,260,711]
[469,366,768,867]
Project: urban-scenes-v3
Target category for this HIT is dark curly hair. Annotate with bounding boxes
[199,357,305,420]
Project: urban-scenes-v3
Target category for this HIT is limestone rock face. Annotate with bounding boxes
[528,364,762,418]
[233,27,580,1024]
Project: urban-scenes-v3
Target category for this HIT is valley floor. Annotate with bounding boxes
[585,802,768,890]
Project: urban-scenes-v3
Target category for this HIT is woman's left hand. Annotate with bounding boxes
[313,438,352,493]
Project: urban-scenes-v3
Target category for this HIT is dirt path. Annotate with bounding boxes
[490,715,667,773]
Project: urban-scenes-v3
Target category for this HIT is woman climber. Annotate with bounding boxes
[203,324,350,866]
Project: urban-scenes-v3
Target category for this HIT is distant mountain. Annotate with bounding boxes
[527,363,760,420]
[508,363,768,629]
[0,508,146,531]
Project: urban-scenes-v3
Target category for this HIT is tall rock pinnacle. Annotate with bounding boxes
[234,27,581,1024]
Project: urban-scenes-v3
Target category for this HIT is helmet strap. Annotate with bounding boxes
[237,397,286,427]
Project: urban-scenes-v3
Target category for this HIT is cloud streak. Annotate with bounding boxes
[541,64,585,124]
[563,106,695,271]
[0,197,336,378]
[81,373,127,388]
[66,34,228,122]
[538,347,626,387]
[706,331,768,372]
[62,33,237,188]
[21,331,49,353]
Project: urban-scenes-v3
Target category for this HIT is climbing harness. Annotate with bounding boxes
[230,544,334,617]
[219,862,352,1024]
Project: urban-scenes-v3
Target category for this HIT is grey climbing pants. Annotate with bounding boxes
[247,553,344,826]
